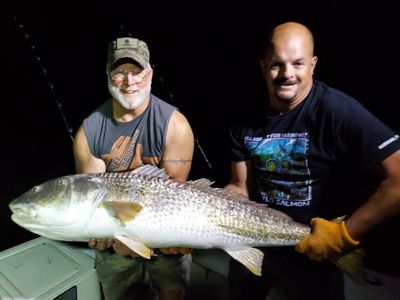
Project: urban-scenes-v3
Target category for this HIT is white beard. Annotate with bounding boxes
[107,77,152,110]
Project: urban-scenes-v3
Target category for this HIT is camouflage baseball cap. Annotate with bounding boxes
[108,37,150,70]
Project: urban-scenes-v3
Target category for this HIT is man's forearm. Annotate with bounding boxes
[345,176,400,240]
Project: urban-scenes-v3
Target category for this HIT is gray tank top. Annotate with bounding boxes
[83,95,176,171]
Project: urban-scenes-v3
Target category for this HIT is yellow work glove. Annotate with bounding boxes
[295,218,359,261]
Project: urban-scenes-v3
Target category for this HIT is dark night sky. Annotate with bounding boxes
[3,1,400,275]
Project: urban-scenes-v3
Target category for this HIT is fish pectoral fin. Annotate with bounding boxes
[115,234,153,259]
[104,201,143,223]
[224,246,264,276]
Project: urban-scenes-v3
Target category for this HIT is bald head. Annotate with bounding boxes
[260,21,318,111]
[266,22,315,57]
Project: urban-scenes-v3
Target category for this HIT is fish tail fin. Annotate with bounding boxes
[328,215,366,285]
[331,247,366,285]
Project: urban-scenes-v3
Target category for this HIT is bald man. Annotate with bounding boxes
[225,22,400,299]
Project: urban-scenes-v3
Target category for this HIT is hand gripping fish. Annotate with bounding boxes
[9,165,364,283]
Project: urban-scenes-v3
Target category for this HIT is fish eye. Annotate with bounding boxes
[31,186,40,193]
[56,179,66,186]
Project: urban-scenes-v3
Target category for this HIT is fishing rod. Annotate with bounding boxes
[114,26,214,176]
[14,16,74,142]
[150,63,214,175]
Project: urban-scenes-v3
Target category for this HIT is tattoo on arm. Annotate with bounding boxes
[162,158,192,165]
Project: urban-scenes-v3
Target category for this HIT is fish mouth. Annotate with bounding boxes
[11,213,39,229]
[10,206,36,224]
[10,213,75,240]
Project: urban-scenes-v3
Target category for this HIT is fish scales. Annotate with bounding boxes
[99,170,309,247]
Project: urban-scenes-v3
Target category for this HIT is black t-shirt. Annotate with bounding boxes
[230,80,400,223]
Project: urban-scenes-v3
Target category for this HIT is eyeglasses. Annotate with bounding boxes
[110,68,149,84]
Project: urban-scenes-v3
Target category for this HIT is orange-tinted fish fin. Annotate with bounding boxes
[105,201,143,223]
[115,234,153,259]
[224,246,264,276]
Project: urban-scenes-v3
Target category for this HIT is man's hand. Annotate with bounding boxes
[88,238,114,251]
[295,218,359,261]
[159,247,193,255]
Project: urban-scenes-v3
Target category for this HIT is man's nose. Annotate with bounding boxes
[282,65,294,78]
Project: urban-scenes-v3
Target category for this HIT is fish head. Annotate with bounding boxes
[9,174,105,240]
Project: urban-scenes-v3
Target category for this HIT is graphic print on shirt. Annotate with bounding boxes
[101,130,161,172]
[102,129,142,172]
[244,132,312,207]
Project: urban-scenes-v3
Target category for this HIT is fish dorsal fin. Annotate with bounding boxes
[99,165,169,182]
[188,178,215,188]
[188,180,260,204]
[115,234,153,259]
[104,201,143,223]
[224,246,264,276]
[222,190,259,204]
[130,164,170,180]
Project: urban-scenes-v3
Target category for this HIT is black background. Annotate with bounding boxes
[2,1,399,276]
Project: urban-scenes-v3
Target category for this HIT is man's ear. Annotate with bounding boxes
[311,56,318,67]
[310,56,318,75]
